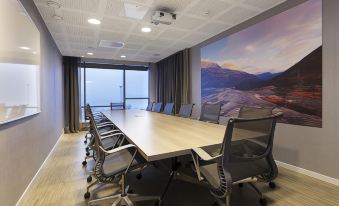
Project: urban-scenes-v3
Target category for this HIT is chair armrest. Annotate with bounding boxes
[97,122,113,127]
[100,129,120,136]
[99,144,136,154]
[101,132,124,140]
[192,147,222,161]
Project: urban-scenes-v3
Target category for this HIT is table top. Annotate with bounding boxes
[103,109,226,161]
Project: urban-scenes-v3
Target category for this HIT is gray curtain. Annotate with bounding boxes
[156,49,191,113]
[64,56,80,133]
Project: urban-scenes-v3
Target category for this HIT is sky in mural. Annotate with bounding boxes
[202,0,322,74]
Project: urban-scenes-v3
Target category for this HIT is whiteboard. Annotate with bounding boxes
[0,0,40,125]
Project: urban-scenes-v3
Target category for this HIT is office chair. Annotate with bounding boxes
[85,114,161,206]
[84,104,116,144]
[178,104,194,118]
[153,102,163,113]
[162,103,174,115]
[238,106,274,118]
[200,103,222,124]
[191,112,283,206]
[146,102,154,111]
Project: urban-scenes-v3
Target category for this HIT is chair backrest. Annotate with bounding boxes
[208,112,282,198]
[200,103,221,124]
[162,103,174,115]
[237,106,274,132]
[178,104,194,118]
[221,113,282,161]
[238,106,273,118]
[146,102,153,111]
[153,102,163,113]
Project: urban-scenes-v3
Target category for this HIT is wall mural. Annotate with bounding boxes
[201,0,322,127]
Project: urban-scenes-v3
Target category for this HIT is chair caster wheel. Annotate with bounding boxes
[259,198,267,206]
[87,176,92,183]
[269,182,276,189]
[136,173,142,180]
[238,183,243,188]
[84,140,87,144]
[82,161,87,166]
[86,147,89,152]
[84,192,90,199]
[86,152,90,156]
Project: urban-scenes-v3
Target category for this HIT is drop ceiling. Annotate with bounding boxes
[33,0,286,63]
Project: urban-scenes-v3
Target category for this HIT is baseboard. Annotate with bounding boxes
[276,161,339,186]
[15,130,65,206]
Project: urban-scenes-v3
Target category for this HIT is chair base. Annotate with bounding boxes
[88,193,161,206]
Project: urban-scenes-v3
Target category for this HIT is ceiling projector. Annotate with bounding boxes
[151,11,176,25]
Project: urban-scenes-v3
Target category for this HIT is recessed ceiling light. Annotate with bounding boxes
[141,27,152,33]
[88,18,101,25]
[32,51,37,54]
[19,46,30,50]
[47,1,61,9]
[121,55,127,58]
[87,52,94,55]
[81,55,84,58]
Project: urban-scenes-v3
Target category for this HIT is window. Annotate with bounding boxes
[125,70,149,109]
[80,66,149,121]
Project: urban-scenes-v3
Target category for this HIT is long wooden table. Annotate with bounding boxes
[103,109,226,161]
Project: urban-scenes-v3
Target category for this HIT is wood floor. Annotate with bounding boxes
[18,133,339,206]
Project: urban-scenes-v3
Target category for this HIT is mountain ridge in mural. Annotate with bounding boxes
[202,46,322,127]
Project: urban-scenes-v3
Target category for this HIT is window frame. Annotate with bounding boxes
[80,63,149,121]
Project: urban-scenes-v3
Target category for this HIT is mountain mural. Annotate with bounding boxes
[201,46,322,127]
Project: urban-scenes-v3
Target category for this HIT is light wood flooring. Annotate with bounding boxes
[17,132,339,206]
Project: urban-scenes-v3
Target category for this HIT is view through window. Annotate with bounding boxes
[80,67,149,120]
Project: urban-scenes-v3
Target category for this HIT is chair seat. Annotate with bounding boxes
[103,149,139,176]
[200,159,270,188]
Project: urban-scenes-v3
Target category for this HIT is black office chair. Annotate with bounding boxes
[238,106,274,118]
[178,104,194,118]
[200,103,222,124]
[146,102,153,111]
[153,102,163,113]
[192,112,283,206]
[162,103,174,115]
[85,113,160,206]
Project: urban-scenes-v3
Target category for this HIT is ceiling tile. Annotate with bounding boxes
[101,17,135,33]
[33,0,286,62]
[242,0,285,9]
[197,22,230,36]
[158,28,188,40]
[187,0,232,18]
[218,6,259,25]
[172,15,203,30]
[58,0,100,13]
[99,31,126,42]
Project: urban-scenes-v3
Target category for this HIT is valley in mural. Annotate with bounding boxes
[201,0,322,127]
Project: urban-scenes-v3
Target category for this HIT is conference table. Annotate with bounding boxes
[103,109,226,162]
[102,109,266,200]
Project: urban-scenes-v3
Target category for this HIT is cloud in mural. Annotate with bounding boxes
[201,0,322,128]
